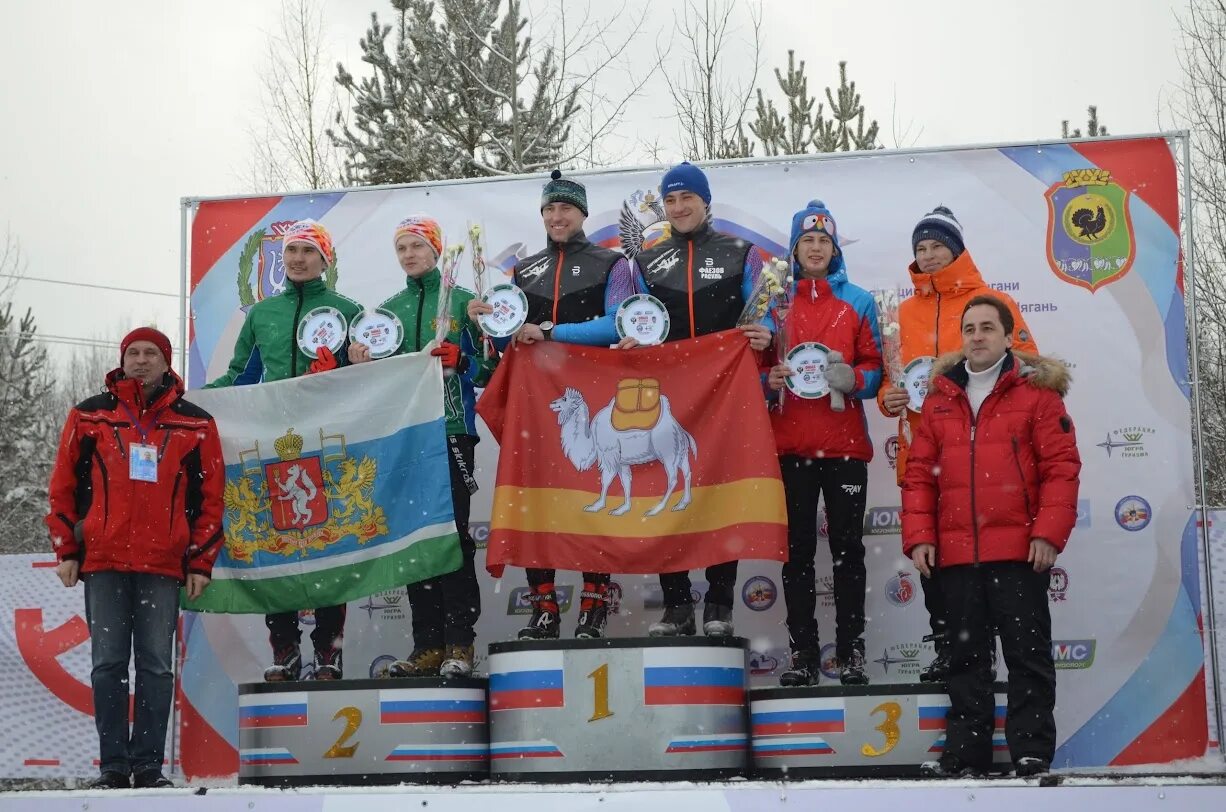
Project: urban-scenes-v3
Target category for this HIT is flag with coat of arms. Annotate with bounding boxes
[476,330,788,576]
[183,352,461,613]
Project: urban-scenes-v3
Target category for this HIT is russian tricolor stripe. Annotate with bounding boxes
[238,693,308,728]
[239,747,298,765]
[753,737,835,757]
[386,743,489,762]
[489,740,564,759]
[751,697,846,735]
[919,703,1006,731]
[379,688,486,724]
[927,733,1009,753]
[918,702,950,731]
[665,733,746,753]
[642,648,745,706]
[488,651,564,711]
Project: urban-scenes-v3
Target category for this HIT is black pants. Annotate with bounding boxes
[266,604,346,653]
[660,561,738,609]
[921,568,947,649]
[779,456,868,658]
[407,434,482,648]
[527,569,611,590]
[942,561,1056,769]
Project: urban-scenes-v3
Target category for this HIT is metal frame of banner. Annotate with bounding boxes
[1180,131,1226,761]
[177,130,1224,764]
[178,131,1188,204]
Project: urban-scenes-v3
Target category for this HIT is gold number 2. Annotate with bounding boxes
[323,706,362,759]
[860,701,902,757]
[587,663,614,722]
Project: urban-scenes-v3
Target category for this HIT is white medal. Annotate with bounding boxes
[479,284,529,338]
[349,308,405,359]
[615,294,670,346]
[903,355,936,412]
[297,306,348,356]
[785,342,833,399]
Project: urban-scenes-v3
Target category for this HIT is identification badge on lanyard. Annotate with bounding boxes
[130,443,158,483]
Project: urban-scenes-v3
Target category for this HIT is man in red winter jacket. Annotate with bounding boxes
[902,295,1079,779]
[46,328,224,790]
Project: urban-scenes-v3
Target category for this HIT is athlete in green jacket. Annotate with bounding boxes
[348,214,495,677]
[206,219,360,682]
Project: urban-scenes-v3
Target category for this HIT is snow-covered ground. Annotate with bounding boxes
[3,773,1226,812]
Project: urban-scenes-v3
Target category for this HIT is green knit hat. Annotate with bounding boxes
[540,169,588,216]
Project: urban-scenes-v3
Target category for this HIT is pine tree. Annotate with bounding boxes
[1061,106,1109,139]
[0,302,59,553]
[331,0,581,184]
[331,3,443,185]
[748,55,881,156]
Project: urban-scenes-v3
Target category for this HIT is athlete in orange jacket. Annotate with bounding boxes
[877,206,1037,682]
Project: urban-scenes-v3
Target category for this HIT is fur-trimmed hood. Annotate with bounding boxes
[931,350,1071,396]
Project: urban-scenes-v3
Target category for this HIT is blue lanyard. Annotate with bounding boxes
[119,402,164,446]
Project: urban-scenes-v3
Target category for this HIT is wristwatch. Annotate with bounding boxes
[540,320,555,341]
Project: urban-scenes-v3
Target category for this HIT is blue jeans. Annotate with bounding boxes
[83,571,180,776]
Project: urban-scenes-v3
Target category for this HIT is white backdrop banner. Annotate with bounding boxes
[0,136,1214,780]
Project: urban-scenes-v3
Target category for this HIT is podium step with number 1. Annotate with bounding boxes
[487,637,750,782]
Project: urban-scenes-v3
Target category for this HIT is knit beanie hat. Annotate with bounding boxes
[393,214,444,259]
[787,199,845,277]
[540,170,589,216]
[282,219,335,266]
[912,205,965,258]
[660,161,712,205]
[120,327,173,367]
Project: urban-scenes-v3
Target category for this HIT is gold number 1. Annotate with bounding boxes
[587,663,614,722]
[324,706,362,759]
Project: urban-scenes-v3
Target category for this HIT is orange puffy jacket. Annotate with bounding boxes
[876,250,1037,483]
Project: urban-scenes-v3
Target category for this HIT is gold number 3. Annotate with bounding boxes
[587,663,614,722]
[860,701,902,757]
[324,706,362,759]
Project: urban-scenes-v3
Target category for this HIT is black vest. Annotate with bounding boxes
[634,224,752,342]
[513,232,622,325]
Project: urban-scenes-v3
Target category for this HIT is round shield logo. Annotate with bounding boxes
[1114,495,1152,531]
[885,571,915,606]
[742,575,778,611]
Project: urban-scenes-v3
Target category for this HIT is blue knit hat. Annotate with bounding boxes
[660,161,712,205]
[912,205,965,257]
[788,199,844,277]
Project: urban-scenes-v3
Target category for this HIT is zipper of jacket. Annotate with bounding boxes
[686,240,696,338]
[290,283,305,377]
[169,472,183,538]
[551,245,565,324]
[933,291,942,355]
[1011,436,1034,519]
[413,277,425,352]
[967,378,1006,565]
[969,415,979,565]
[94,449,110,539]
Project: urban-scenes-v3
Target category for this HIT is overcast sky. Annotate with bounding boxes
[0,0,1187,370]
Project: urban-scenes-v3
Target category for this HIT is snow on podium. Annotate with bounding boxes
[236,637,1010,785]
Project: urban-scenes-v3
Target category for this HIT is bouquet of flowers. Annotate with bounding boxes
[435,243,466,345]
[469,223,487,297]
[872,287,905,387]
[737,257,791,327]
[468,223,495,359]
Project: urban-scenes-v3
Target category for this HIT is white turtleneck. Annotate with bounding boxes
[965,353,1006,417]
